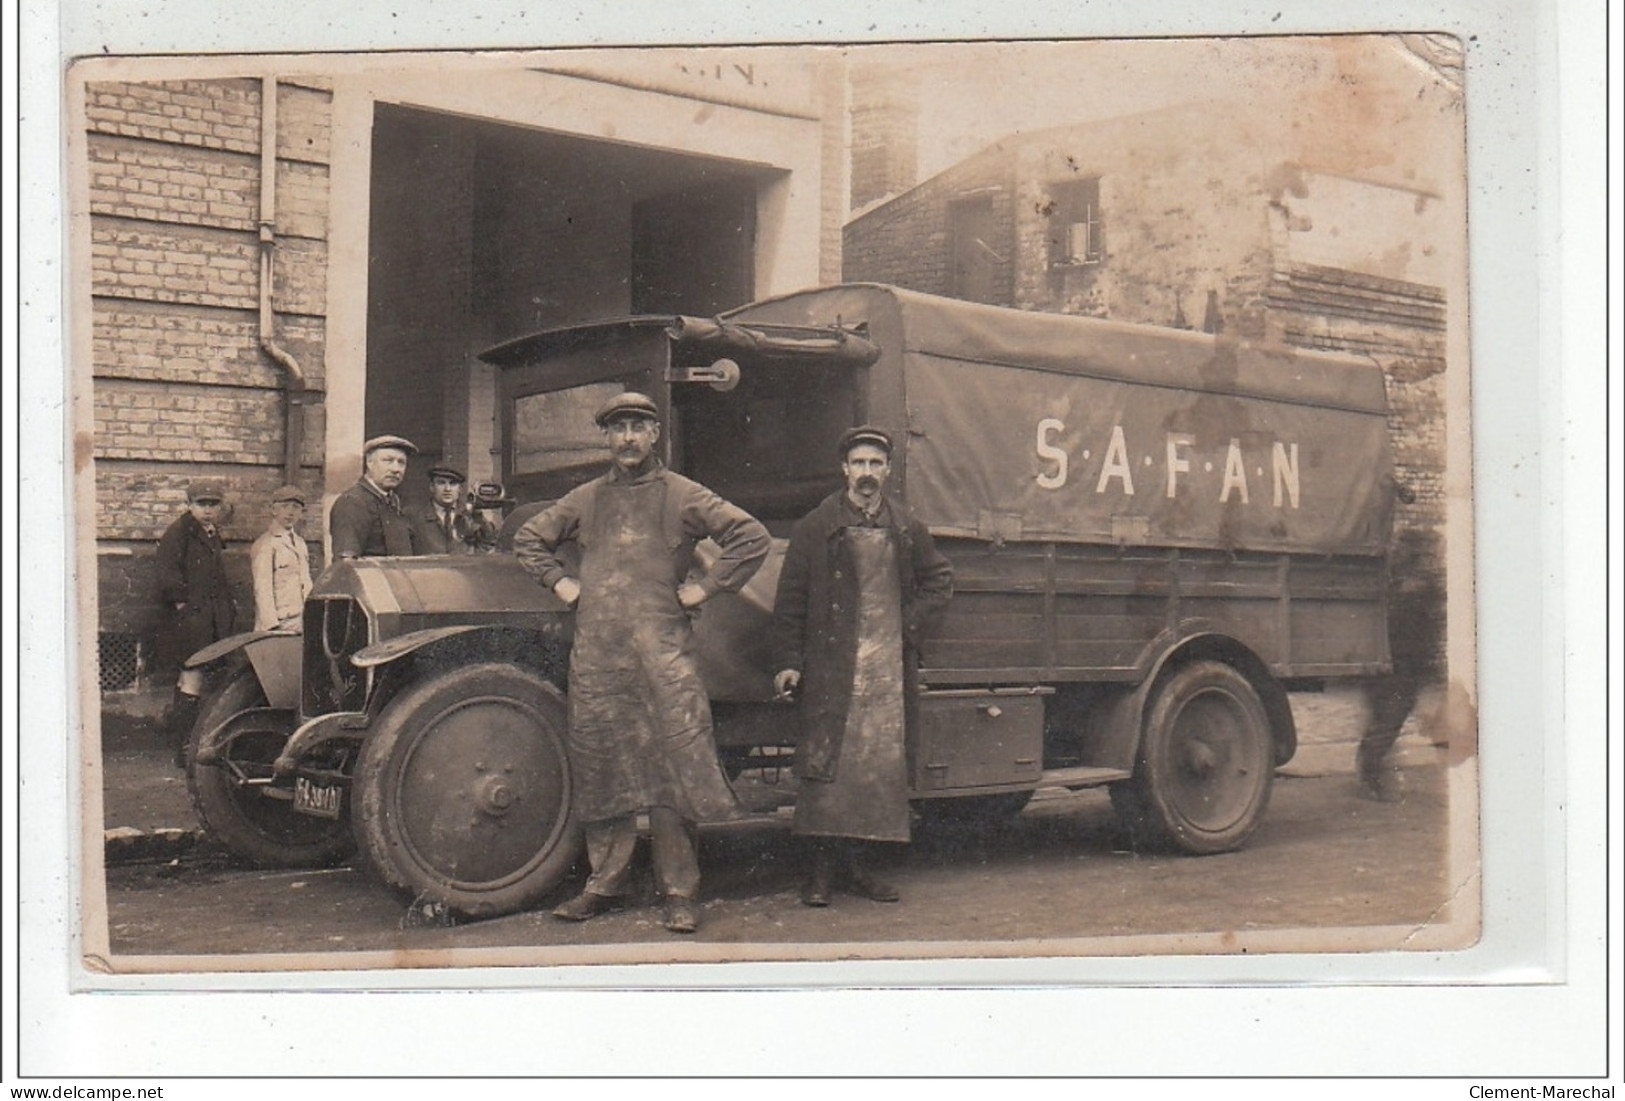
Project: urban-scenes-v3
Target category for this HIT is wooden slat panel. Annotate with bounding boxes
[927,639,1049,668]
[1053,641,1147,668]
[932,611,1047,641]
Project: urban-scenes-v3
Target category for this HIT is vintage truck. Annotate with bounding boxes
[182,283,1399,919]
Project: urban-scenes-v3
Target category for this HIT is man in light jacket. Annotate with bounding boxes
[250,484,314,631]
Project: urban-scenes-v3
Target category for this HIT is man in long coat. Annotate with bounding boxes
[514,392,770,934]
[1356,476,1435,802]
[328,435,420,560]
[154,478,238,767]
[772,426,953,906]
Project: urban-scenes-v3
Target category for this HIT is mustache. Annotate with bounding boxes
[855,475,881,493]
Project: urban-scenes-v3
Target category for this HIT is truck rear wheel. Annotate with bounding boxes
[1122,660,1274,855]
[352,663,582,920]
[187,664,356,868]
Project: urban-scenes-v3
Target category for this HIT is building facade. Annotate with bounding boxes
[76,52,848,693]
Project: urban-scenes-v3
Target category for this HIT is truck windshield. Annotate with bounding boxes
[513,381,625,478]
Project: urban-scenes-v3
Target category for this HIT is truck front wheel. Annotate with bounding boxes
[1121,660,1274,855]
[186,664,356,868]
[352,663,582,920]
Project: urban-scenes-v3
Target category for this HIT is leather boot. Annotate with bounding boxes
[843,844,900,903]
[167,689,201,770]
[661,896,699,934]
[800,844,834,907]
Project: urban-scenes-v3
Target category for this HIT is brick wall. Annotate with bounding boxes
[86,77,333,676]
[848,111,1282,329]
[848,67,918,211]
[844,142,1012,301]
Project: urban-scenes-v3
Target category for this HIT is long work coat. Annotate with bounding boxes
[328,479,417,558]
[513,460,771,824]
[772,491,954,782]
[153,511,237,673]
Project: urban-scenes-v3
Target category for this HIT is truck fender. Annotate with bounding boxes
[1100,625,1297,771]
[182,629,289,669]
[350,625,572,703]
[183,631,303,711]
[351,626,489,670]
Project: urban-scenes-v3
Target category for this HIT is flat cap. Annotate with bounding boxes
[838,425,894,458]
[186,478,226,503]
[593,391,660,428]
[362,434,419,458]
[270,484,306,505]
[427,465,467,483]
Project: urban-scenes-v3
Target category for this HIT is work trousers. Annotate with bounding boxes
[1356,673,1423,778]
[582,807,700,900]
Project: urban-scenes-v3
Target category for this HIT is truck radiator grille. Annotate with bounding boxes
[302,596,370,716]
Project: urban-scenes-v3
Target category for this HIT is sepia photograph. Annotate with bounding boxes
[16,0,1619,1081]
[63,33,1487,977]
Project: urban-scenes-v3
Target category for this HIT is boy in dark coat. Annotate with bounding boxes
[154,479,238,767]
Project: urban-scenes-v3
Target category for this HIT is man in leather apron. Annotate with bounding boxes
[773,426,953,907]
[514,392,770,934]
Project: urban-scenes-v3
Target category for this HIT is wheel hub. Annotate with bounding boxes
[475,773,515,815]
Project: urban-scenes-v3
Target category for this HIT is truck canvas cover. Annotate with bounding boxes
[726,285,1395,557]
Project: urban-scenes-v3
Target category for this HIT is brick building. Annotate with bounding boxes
[74,53,848,695]
[844,61,1464,677]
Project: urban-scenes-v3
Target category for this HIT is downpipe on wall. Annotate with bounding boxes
[258,75,313,487]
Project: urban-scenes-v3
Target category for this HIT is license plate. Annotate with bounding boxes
[292,776,343,820]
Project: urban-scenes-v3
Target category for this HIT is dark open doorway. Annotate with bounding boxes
[364,103,771,497]
[631,178,757,316]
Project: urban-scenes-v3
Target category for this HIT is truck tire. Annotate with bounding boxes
[1122,660,1274,855]
[186,664,356,868]
[352,663,582,920]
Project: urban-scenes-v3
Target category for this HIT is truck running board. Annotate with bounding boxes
[1035,765,1134,790]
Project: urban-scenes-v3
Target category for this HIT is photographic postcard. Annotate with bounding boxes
[67,34,1482,976]
[16,0,1603,1080]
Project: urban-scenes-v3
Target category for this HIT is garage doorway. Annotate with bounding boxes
[364,104,767,496]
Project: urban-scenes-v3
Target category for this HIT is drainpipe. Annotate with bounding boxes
[258,75,307,486]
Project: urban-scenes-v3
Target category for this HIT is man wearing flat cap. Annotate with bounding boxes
[772,426,953,906]
[154,478,239,767]
[413,465,496,555]
[328,435,420,559]
[513,391,771,934]
[250,485,313,632]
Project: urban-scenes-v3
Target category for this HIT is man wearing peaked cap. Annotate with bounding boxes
[154,477,239,768]
[773,424,953,907]
[251,484,313,632]
[513,390,771,934]
[328,434,420,560]
[592,390,660,427]
[414,463,496,555]
[837,425,893,457]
